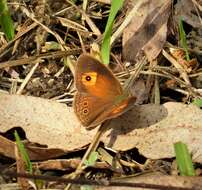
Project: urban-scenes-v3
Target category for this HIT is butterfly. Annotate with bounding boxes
[73,54,136,129]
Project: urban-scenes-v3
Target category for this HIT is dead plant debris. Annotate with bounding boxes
[0,0,202,189]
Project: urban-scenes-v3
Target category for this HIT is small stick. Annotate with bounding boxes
[0,22,38,55]
[111,0,144,45]
[93,0,111,4]
[16,62,39,95]
[162,49,191,86]
[65,0,101,36]
[1,170,197,190]
[65,121,110,190]
[0,49,82,69]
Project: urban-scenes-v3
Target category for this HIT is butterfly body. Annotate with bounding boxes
[73,54,136,129]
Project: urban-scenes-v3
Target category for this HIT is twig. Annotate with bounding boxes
[0,49,82,69]
[21,5,78,74]
[65,0,101,36]
[169,88,190,96]
[111,0,143,45]
[123,56,147,92]
[16,62,39,95]
[162,49,191,86]
[0,22,38,56]
[191,0,202,12]
[77,31,86,53]
[152,60,160,105]
[160,69,198,97]
[154,75,160,104]
[189,72,202,77]
[21,7,66,47]
[1,171,197,190]
[65,121,110,190]
[191,0,202,25]
[92,0,111,4]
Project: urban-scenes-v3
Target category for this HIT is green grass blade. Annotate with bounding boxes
[84,151,99,167]
[34,169,45,189]
[101,0,124,65]
[192,98,202,108]
[14,130,33,174]
[178,18,190,61]
[81,185,94,190]
[174,141,195,176]
[0,0,14,40]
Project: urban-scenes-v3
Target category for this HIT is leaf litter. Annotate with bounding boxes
[1,93,201,162]
[0,0,202,189]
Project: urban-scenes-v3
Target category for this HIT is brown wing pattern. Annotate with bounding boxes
[75,54,123,99]
[73,54,136,128]
[73,92,113,127]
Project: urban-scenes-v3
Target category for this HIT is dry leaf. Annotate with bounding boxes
[97,174,202,190]
[37,159,110,171]
[0,94,202,163]
[170,48,198,73]
[0,135,66,160]
[174,0,202,28]
[0,93,96,151]
[103,103,202,163]
[123,0,171,62]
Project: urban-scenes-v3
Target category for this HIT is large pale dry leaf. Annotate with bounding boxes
[103,103,202,162]
[0,93,96,151]
[0,94,202,163]
[123,0,171,62]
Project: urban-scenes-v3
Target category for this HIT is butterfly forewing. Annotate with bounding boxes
[75,54,123,100]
